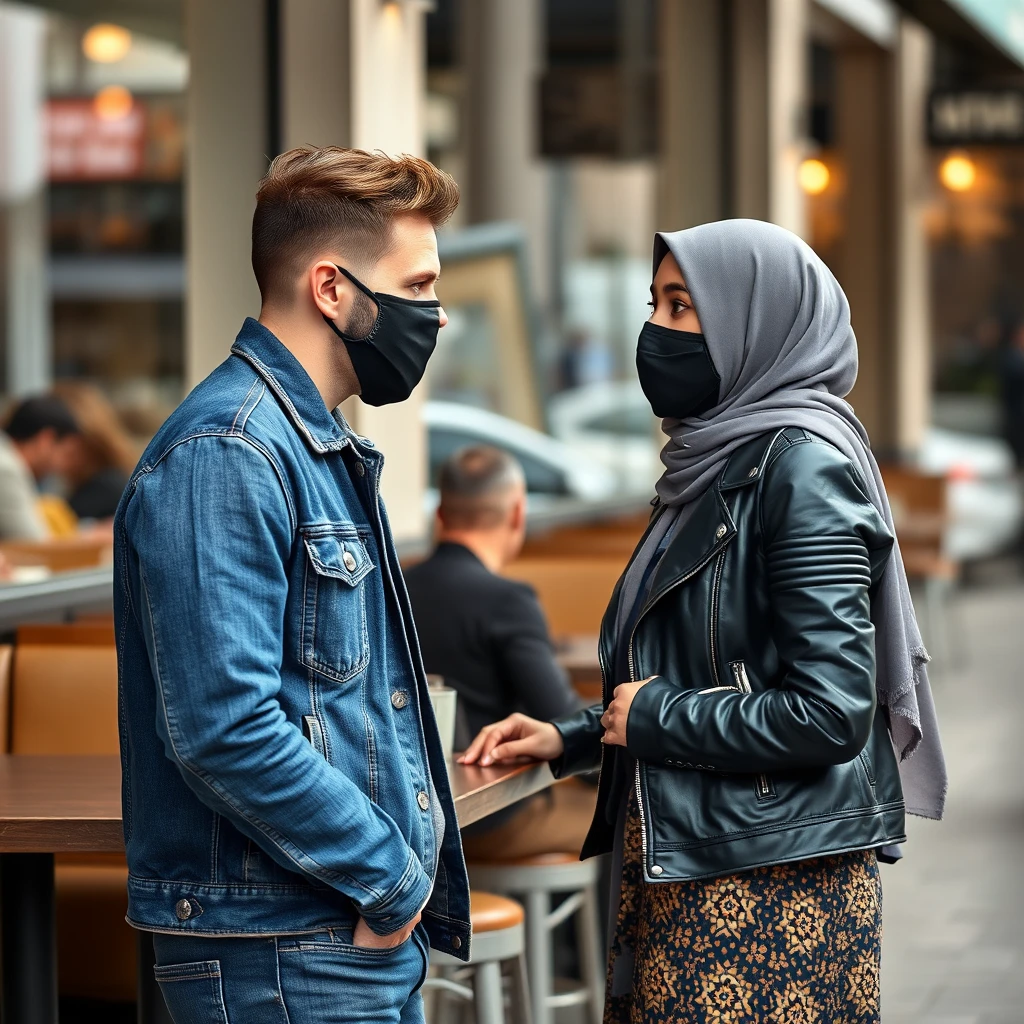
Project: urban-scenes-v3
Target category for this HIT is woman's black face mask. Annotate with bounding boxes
[635,321,721,420]
[323,265,441,407]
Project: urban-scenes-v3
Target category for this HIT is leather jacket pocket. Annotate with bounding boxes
[300,524,374,683]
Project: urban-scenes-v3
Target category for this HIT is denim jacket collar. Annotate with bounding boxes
[231,317,352,455]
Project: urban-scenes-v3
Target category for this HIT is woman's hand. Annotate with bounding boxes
[601,679,655,746]
[458,713,564,767]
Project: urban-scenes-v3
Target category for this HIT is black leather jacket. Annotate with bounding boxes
[553,428,906,882]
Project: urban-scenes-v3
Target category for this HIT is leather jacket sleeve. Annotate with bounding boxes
[551,703,603,778]
[626,439,891,773]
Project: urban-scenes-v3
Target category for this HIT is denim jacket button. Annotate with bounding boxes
[416,791,430,811]
[452,935,462,950]
[354,461,366,477]
[175,899,193,921]
[342,551,358,572]
[391,691,408,710]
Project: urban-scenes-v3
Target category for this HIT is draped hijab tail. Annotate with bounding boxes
[653,219,947,820]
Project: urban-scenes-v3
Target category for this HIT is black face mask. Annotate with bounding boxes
[323,265,441,407]
[636,321,721,420]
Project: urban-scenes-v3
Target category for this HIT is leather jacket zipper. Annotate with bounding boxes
[708,551,725,688]
[730,662,773,799]
[626,541,729,876]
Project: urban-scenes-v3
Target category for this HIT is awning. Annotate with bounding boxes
[891,0,1024,71]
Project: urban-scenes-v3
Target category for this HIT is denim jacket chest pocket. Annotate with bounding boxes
[300,524,375,683]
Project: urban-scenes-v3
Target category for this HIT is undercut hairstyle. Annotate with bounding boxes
[4,395,78,442]
[252,146,460,303]
[438,446,525,530]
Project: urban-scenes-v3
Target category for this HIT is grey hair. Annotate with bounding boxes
[438,445,525,529]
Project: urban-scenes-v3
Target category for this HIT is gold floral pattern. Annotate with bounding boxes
[604,787,882,1023]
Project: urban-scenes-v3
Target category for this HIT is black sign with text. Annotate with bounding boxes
[928,89,1024,146]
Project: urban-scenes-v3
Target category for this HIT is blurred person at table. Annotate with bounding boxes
[0,394,79,540]
[405,444,590,860]
[462,220,948,1023]
[51,382,138,521]
[115,146,471,1024]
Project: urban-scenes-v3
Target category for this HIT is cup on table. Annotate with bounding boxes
[426,675,458,760]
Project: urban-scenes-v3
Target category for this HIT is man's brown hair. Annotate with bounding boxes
[252,146,459,303]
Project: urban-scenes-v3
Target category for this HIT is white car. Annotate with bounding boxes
[547,384,1023,562]
[547,381,661,494]
[917,427,1023,562]
[424,401,618,515]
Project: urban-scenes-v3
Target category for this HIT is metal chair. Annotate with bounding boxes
[469,854,604,1024]
[426,890,531,1024]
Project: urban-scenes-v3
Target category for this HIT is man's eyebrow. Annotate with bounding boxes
[410,268,440,284]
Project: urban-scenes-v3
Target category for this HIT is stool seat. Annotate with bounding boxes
[471,891,525,932]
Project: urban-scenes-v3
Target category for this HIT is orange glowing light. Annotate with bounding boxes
[93,85,134,121]
[798,158,831,196]
[82,23,132,63]
[939,152,976,192]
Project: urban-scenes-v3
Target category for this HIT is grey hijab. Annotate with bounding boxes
[653,219,946,820]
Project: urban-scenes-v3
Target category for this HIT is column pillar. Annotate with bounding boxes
[0,5,50,395]
[183,0,266,385]
[461,0,549,303]
[834,42,894,448]
[656,0,725,230]
[345,0,429,542]
[767,0,809,236]
[892,17,933,457]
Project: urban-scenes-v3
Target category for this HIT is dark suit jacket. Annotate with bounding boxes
[404,542,582,744]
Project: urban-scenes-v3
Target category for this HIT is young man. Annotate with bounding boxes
[405,445,593,861]
[115,147,470,1023]
[0,395,79,539]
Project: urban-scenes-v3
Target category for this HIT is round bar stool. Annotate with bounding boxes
[426,891,531,1024]
[469,854,604,1024]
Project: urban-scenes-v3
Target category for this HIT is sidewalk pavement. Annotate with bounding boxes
[881,581,1024,1023]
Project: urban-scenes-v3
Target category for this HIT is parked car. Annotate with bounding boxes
[917,427,1023,561]
[424,401,618,516]
[547,383,1024,562]
[547,381,661,494]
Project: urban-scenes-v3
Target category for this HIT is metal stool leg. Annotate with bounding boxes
[525,889,552,1024]
[510,951,533,1024]
[475,959,506,1024]
[578,883,605,1024]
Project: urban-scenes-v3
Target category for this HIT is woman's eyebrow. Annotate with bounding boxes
[663,282,691,295]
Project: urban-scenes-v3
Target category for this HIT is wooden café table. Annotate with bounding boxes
[0,753,555,1024]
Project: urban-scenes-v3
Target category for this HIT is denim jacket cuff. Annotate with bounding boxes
[358,847,432,936]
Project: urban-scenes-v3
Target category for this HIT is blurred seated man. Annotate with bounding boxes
[405,444,594,860]
[0,395,78,540]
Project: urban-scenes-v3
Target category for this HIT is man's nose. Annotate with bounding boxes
[438,305,448,329]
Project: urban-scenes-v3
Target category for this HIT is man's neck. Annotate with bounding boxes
[438,531,506,574]
[258,308,358,411]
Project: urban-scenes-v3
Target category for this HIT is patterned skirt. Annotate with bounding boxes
[604,788,882,1024]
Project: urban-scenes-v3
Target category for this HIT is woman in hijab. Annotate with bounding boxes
[461,220,946,1022]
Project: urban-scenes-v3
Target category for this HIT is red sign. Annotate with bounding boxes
[46,99,146,181]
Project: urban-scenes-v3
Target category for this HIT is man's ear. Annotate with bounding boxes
[309,261,354,323]
[508,492,526,533]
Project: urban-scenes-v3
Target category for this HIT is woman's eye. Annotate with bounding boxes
[646,300,655,309]
[672,300,689,316]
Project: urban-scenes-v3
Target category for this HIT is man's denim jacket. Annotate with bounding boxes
[114,318,471,959]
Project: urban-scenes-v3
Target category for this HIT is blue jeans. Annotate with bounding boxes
[152,924,430,1024]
